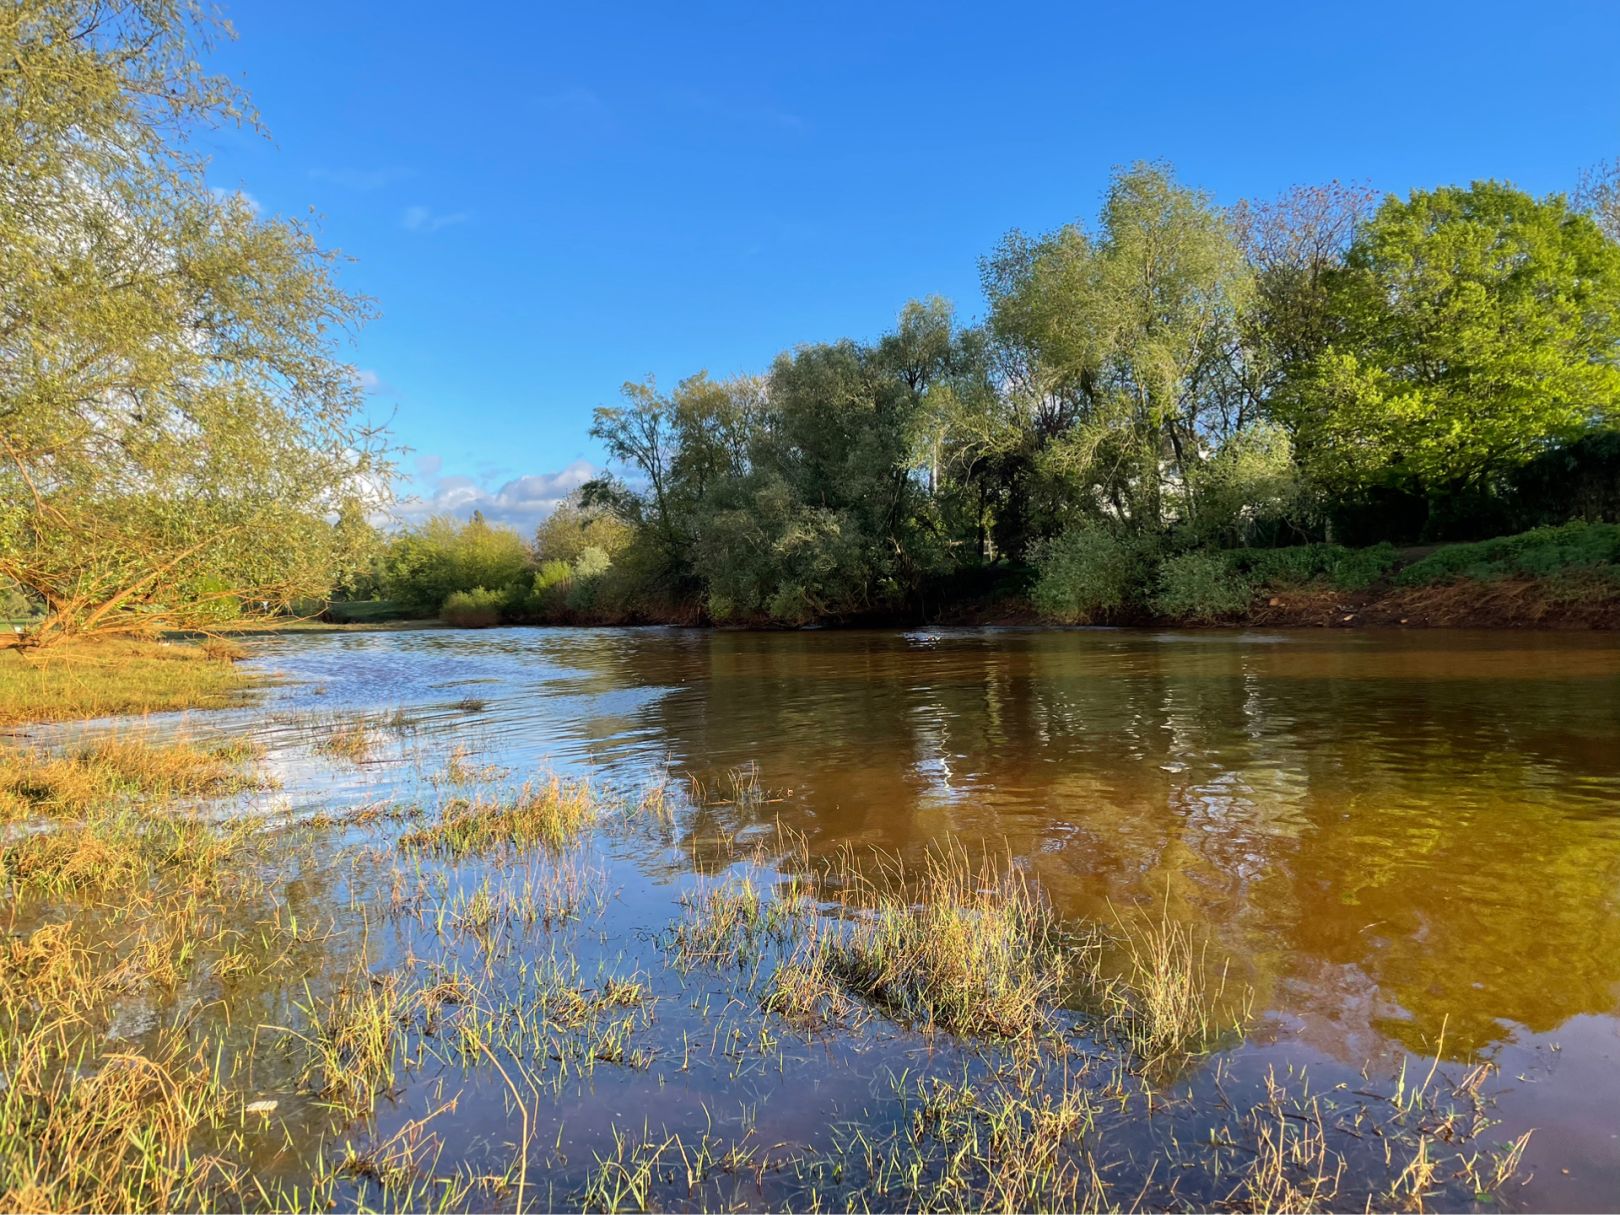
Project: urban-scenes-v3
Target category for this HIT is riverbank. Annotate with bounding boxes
[336,573,1620,633]
[0,638,258,727]
[345,523,1620,635]
[933,572,1620,630]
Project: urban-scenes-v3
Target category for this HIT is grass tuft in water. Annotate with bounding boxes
[294,969,412,1116]
[400,775,600,858]
[314,722,377,763]
[820,844,1065,1037]
[1081,902,1252,1067]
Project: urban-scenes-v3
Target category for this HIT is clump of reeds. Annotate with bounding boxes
[399,775,599,858]
[296,969,412,1116]
[819,844,1064,1037]
[435,954,654,1081]
[763,937,853,1024]
[314,722,376,763]
[198,637,247,663]
[1080,902,1251,1066]
[438,743,507,786]
[638,779,673,823]
[669,875,768,963]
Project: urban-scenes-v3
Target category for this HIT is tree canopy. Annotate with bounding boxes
[544,166,1620,625]
[12,5,1613,636]
[1277,182,1620,504]
[1,0,388,644]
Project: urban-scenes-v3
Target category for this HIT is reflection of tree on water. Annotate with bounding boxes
[620,629,1620,1062]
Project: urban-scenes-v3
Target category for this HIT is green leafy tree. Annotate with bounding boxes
[1277,182,1620,511]
[983,162,1256,539]
[381,515,529,613]
[0,0,389,644]
[533,492,632,565]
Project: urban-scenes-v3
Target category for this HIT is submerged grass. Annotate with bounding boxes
[844,1071,1108,1213]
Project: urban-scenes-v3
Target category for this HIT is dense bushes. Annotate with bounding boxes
[441,587,507,628]
[522,545,623,619]
[374,504,648,627]
[1027,529,1399,623]
[381,516,530,614]
[1150,553,1254,623]
[380,509,1618,630]
[1022,524,1620,625]
[1029,527,1155,624]
[1507,430,1620,529]
[1225,543,1397,592]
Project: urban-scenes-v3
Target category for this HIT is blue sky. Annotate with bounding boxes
[201,0,1620,528]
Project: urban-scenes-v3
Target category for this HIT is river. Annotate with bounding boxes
[65,624,1620,1209]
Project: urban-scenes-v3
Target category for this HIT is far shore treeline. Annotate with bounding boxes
[4,2,1620,645]
[347,165,1620,630]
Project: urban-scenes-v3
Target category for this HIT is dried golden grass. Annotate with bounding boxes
[0,639,254,725]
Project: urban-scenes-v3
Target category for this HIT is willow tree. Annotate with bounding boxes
[982,163,1256,540]
[0,1,388,645]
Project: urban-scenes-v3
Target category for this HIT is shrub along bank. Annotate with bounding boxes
[1028,523,1620,628]
[356,519,1620,632]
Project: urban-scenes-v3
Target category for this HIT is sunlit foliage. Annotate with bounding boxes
[0,1,390,644]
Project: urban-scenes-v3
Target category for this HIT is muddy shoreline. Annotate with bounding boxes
[469,576,1620,633]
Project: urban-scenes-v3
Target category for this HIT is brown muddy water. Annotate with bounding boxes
[22,626,1620,1211]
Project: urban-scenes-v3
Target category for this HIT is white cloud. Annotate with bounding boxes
[396,459,596,527]
[356,368,389,395]
[402,205,470,234]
